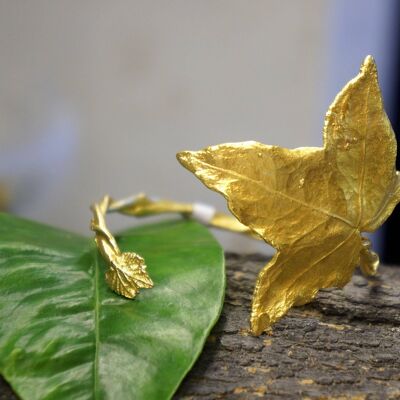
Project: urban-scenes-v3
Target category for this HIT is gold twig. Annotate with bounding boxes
[91,193,261,299]
[107,193,261,239]
[91,195,153,299]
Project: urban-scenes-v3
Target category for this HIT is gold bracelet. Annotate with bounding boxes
[91,193,259,299]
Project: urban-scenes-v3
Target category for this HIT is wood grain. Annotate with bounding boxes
[175,253,400,399]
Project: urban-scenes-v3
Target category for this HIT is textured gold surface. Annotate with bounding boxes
[177,56,400,335]
[108,193,256,237]
[92,193,251,299]
[91,196,153,299]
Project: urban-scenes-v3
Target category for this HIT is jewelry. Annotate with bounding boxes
[91,195,154,299]
[91,193,255,299]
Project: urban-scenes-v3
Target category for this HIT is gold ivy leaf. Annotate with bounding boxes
[177,56,400,335]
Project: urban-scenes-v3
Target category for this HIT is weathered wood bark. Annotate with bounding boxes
[1,253,400,399]
[174,253,400,400]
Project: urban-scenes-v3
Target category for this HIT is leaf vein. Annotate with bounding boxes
[196,160,354,228]
[357,83,370,225]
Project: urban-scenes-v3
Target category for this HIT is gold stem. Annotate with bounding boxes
[107,193,260,239]
[91,193,260,300]
[90,195,153,300]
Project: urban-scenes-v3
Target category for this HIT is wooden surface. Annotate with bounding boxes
[175,253,400,399]
[1,253,400,399]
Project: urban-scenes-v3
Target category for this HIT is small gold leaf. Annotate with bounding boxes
[105,252,153,299]
[177,56,400,334]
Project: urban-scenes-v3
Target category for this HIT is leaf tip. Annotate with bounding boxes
[177,150,196,170]
[250,310,271,336]
[361,55,377,76]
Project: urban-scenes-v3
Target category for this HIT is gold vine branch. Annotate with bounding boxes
[91,195,153,299]
[91,193,258,299]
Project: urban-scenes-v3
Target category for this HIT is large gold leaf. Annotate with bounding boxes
[177,56,400,334]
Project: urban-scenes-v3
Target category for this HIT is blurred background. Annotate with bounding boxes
[1,0,399,258]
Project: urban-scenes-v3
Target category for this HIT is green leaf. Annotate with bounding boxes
[0,214,225,400]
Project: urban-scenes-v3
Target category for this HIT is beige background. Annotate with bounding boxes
[0,1,394,252]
